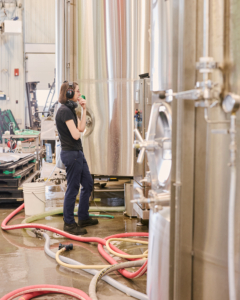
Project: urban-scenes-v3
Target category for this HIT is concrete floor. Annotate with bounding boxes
[0,185,148,299]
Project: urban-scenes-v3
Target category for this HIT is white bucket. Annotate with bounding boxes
[56,139,66,170]
[23,182,46,216]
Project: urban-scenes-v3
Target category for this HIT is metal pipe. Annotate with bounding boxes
[73,0,78,80]
[204,108,230,124]
[203,0,209,81]
[55,0,65,99]
[173,98,183,299]
[223,0,230,93]
[203,0,209,58]
[174,89,202,100]
[67,0,74,80]
[228,114,237,300]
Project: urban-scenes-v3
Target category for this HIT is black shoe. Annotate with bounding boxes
[78,217,99,227]
[63,222,87,235]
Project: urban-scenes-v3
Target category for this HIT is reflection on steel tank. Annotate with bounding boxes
[75,0,151,176]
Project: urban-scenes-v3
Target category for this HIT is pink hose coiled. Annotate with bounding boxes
[0,285,91,300]
[18,291,53,300]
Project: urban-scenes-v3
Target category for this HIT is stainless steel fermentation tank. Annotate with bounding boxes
[146,0,240,299]
[73,0,151,177]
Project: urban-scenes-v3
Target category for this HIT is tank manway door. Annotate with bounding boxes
[76,107,95,137]
[134,101,172,191]
[154,103,172,189]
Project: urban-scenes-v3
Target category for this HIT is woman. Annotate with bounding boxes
[56,81,98,235]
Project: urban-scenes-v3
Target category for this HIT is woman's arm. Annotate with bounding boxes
[77,108,87,132]
[77,98,87,132]
[66,120,81,140]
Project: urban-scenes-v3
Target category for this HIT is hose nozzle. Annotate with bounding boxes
[59,243,73,251]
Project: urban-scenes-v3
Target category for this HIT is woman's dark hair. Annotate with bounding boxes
[58,81,78,104]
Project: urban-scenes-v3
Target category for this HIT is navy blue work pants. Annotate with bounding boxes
[60,150,93,224]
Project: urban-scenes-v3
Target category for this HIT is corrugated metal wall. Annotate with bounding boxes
[0,0,55,129]
[24,0,55,44]
[0,5,25,128]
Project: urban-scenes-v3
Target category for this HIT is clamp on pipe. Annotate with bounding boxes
[131,187,170,208]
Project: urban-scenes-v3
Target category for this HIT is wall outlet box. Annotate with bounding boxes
[3,20,22,34]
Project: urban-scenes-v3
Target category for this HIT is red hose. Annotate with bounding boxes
[1,203,148,279]
[1,204,105,244]
[18,291,52,300]
[0,285,91,300]
[98,233,149,278]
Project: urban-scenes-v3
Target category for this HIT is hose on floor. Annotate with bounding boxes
[56,247,110,269]
[88,259,147,300]
[0,285,91,300]
[21,206,121,225]
[87,214,114,219]
[105,238,148,259]
[56,237,149,269]
[1,203,148,279]
[42,232,148,300]
[18,291,53,300]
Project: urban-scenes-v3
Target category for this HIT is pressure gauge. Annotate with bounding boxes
[222,93,240,114]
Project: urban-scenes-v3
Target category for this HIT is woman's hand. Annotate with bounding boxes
[78,98,86,109]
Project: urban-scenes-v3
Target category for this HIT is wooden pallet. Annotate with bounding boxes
[0,163,35,190]
[0,188,23,200]
[19,170,40,188]
[0,170,40,202]
[0,155,36,177]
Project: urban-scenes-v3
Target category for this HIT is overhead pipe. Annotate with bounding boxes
[203,0,209,59]
[55,0,65,99]
[66,0,74,81]
[202,0,209,82]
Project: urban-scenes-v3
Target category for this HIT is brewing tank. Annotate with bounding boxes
[163,0,240,299]
[75,0,150,176]
[191,1,240,299]
[145,0,240,299]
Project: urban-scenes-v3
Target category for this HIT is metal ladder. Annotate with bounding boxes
[42,78,56,117]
